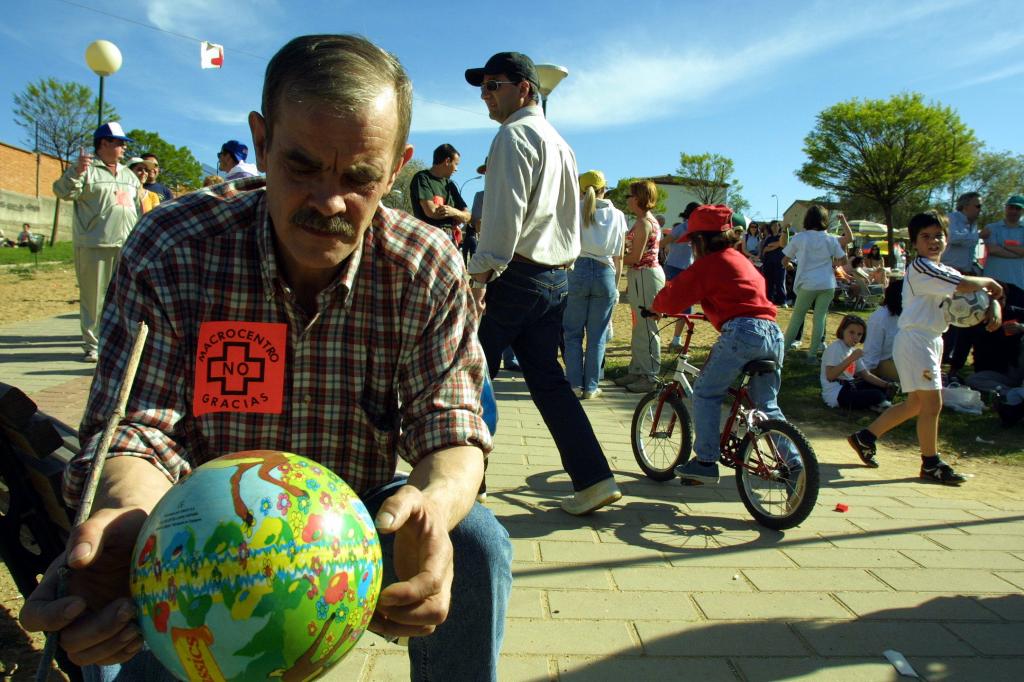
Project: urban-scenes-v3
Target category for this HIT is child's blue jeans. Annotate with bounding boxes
[693,317,789,463]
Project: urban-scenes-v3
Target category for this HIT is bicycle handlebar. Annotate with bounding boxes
[638,307,706,322]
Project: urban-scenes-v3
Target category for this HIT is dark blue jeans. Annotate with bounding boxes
[478,261,614,491]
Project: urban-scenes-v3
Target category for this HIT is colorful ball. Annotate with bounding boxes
[129,451,382,681]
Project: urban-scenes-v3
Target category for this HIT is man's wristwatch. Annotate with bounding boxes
[470,279,488,290]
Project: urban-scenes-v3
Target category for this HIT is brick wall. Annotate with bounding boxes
[0,141,65,199]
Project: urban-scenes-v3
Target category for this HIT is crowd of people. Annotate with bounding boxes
[16,29,1024,681]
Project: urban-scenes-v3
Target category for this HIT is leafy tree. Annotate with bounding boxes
[945,148,1024,227]
[13,77,118,169]
[676,152,739,205]
[125,129,203,191]
[726,181,751,213]
[381,158,427,212]
[606,177,668,215]
[797,92,976,258]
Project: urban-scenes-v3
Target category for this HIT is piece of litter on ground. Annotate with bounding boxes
[834,503,849,513]
[883,649,919,678]
[732,574,740,580]
[976,436,996,444]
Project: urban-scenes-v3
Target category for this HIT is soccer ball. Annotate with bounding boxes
[943,290,991,328]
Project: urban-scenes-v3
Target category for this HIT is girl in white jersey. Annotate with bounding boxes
[848,211,1003,485]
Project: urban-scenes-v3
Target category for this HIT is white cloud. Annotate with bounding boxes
[144,0,280,43]
[410,0,974,133]
[411,97,493,132]
[948,62,1024,90]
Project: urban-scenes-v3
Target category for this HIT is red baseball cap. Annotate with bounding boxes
[680,205,733,242]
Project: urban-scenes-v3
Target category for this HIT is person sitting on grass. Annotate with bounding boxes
[862,279,903,382]
[821,314,897,412]
[650,204,797,486]
[946,281,1024,392]
[848,211,1003,485]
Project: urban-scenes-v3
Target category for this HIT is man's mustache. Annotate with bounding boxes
[291,207,356,237]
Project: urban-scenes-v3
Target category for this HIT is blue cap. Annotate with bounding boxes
[93,121,132,144]
[220,140,248,162]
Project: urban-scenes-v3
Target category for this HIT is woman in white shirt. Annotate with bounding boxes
[563,170,627,399]
[861,279,902,381]
[783,206,853,360]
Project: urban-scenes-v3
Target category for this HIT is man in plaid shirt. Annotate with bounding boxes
[21,35,512,681]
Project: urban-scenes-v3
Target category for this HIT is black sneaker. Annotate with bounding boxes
[847,431,879,468]
[994,394,1024,427]
[920,460,967,486]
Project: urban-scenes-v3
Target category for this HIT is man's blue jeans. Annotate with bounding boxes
[693,317,789,463]
[85,478,513,682]
[477,261,614,490]
[563,257,617,393]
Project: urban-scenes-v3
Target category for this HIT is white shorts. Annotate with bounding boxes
[893,328,943,393]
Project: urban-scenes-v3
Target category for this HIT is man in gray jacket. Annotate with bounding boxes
[53,122,141,361]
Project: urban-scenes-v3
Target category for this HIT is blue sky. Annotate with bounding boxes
[2,0,1022,220]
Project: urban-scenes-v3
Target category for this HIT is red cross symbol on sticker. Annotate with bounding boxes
[207,342,265,395]
[193,321,287,416]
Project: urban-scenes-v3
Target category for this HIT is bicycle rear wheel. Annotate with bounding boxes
[734,418,818,530]
[631,389,693,481]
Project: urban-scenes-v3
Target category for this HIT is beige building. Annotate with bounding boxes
[648,175,716,224]
[782,199,841,232]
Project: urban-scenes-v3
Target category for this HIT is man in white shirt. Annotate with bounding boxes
[217,139,260,180]
[465,51,620,515]
[942,192,982,275]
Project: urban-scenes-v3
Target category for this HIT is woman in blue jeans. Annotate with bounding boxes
[563,170,627,399]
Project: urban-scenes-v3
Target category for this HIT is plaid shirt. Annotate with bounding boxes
[64,177,490,507]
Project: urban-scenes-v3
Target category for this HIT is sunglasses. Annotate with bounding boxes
[480,80,517,93]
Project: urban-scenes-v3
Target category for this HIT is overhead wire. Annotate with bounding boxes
[50,0,489,119]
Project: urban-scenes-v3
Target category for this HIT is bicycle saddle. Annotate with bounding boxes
[743,360,777,375]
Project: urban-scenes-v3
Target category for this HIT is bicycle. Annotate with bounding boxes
[630,311,819,530]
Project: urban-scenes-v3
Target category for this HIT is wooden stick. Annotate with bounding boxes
[36,321,149,682]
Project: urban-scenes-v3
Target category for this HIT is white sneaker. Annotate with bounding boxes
[83,350,98,363]
[583,388,602,400]
[870,400,892,413]
[573,387,584,399]
[560,478,622,515]
[788,341,802,350]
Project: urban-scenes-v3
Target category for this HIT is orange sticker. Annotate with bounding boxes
[193,322,286,416]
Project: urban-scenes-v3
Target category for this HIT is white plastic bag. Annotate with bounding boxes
[942,385,985,415]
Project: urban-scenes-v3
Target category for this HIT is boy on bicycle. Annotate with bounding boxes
[848,211,1003,484]
[650,205,793,484]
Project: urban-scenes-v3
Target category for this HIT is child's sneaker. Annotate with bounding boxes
[675,459,720,485]
[847,430,879,467]
[869,400,892,413]
[920,459,967,486]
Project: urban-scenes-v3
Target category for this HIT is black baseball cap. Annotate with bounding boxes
[465,52,540,91]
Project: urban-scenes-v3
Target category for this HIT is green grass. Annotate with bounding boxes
[0,241,74,266]
[604,304,1024,466]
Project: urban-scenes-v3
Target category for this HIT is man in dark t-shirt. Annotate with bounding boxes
[410,143,471,240]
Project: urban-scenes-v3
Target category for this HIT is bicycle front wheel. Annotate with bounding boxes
[631,389,693,481]
[735,418,819,530]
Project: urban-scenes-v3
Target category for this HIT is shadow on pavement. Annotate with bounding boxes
[556,594,1024,682]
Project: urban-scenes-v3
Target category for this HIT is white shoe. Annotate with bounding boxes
[583,387,602,400]
[788,341,802,350]
[83,350,98,363]
[476,491,488,503]
[560,478,622,515]
[573,387,584,399]
[870,400,892,413]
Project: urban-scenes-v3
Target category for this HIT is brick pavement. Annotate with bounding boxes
[2,315,1024,680]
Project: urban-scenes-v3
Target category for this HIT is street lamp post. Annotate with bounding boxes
[85,40,123,128]
[534,64,569,115]
[459,175,482,195]
[771,194,779,220]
